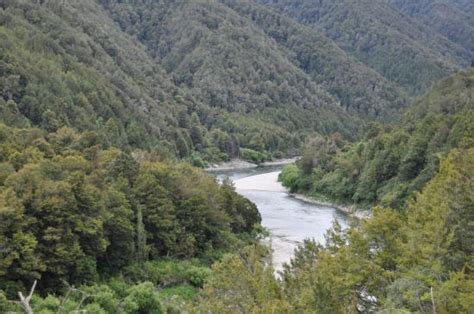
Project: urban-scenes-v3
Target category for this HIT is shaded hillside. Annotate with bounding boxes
[0,0,364,163]
[258,0,473,95]
[388,0,474,53]
[0,0,177,149]
[222,0,408,120]
[100,0,362,132]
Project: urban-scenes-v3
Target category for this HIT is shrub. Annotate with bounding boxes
[240,148,268,164]
[278,164,300,192]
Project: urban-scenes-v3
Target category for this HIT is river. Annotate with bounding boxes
[213,165,348,271]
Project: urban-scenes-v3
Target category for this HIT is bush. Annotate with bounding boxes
[278,164,300,192]
[123,260,212,288]
[125,282,163,314]
[240,148,268,164]
[0,291,19,313]
[184,266,213,287]
[188,153,207,168]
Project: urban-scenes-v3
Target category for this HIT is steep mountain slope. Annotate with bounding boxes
[1,0,470,163]
[387,0,474,53]
[1,0,368,162]
[282,68,474,208]
[100,0,363,131]
[258,0,473,95]
[0,0,178,148]
[101,0,409,121]
[221,0,408,120]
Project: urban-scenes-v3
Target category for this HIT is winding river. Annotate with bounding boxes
[214,165,348,271]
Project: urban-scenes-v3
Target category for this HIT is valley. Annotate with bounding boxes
[0,0,472,313]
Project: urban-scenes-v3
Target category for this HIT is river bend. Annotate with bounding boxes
[214,166,348,271]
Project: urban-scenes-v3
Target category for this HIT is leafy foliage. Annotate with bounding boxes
[284,148,474,312]
[198,245,294,313]
[0,124,261,297]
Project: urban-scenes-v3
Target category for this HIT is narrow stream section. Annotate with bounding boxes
[214,166,348,271]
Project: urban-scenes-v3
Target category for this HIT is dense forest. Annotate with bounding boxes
[102,0,408,121]
[387,0,474,52]
[0,0,473,312]
[0,0,362,165]
[258,0,473,94]
[4,0,472,166]
[281,69,474,209]
[0,123,262,312]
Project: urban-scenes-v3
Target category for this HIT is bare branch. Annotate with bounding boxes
[17,280,37,314]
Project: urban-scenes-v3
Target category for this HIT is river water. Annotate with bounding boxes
[213,165,348,271]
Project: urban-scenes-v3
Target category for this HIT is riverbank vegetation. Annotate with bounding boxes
[280,69,474,210]
[199,69,474,312]
[203,147,473,312]
[268,68,474,312]
[179,67,474,312]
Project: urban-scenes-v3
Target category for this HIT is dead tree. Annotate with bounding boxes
[17,280,37,314]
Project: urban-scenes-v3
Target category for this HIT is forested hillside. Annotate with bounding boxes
[387,0,474,53]
[99,0,357,136]
[1,0,365,164]
[1,0,473,312]
[102,0,408,121]
[281,68,474,209]
[221,0,408,120]
[258,0,474,94]
[3,0,472,164]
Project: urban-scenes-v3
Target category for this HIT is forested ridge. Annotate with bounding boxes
[258,0,474,94]
[2,0,473,164]
[0,0,473,312]
[387,0,474,52]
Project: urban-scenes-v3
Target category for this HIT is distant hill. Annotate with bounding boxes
[258,0,474,94]
[387,0,474,53]
[222,0,409,120]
